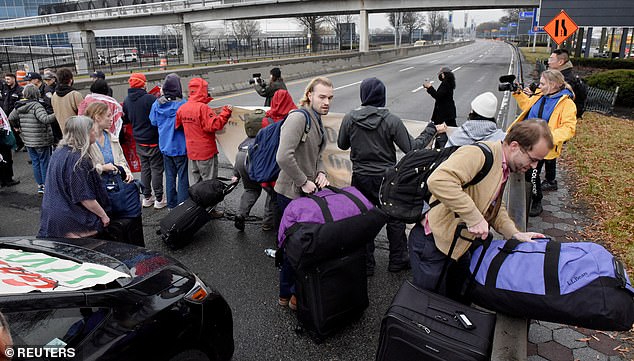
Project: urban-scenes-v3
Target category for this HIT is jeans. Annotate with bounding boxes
[408,223,471,300]
[164,154,189,209]
[276,193,295,298]
[136,144,164,200]
[27,146,52,185]
[351,173,408,270]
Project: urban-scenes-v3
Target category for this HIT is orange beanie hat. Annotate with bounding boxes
[128,73,146,88]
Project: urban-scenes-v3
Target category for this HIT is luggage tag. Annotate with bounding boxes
[613,258,628,288]
[455,311,475,330]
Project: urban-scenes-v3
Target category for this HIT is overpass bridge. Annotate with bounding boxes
[0,0,538,66]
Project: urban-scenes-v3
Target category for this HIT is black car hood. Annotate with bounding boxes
[0,237,185,287]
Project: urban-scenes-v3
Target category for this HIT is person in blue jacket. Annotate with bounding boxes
[150,73,188,210]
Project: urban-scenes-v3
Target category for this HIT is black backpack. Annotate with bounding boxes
[379,143,493,223]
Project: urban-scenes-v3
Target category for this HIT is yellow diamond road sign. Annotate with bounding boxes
[543,10,579,45]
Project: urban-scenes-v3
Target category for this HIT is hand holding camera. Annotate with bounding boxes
[248,73,264,86]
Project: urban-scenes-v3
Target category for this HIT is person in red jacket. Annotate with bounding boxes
[176,78,232,184]
[261,89,296,128]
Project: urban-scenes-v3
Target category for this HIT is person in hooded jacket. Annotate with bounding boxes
[123,73,166,209]
[262,89,297,127]
[150,73,188,210]
[422,67,457,148]
[8,84,57,194]
[51,68,83,133]
[176,77,232,186]
[446,92,506,147]
[78,79,124,138]
[337,77,440,276]
[510,69,577,217]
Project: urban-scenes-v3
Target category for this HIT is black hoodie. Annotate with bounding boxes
[338,78,436,176]
[123,88,159,144]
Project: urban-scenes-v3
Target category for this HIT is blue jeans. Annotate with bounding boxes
[27,146,52,185]
[163,154,189,209]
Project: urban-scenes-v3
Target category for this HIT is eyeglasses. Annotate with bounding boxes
[520,147,542,163]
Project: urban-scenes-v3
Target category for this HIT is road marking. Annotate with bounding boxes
[452,66,462,72]
[411,81,433,93]
[400,66,415,72]
[469,59,475,63]
[479,54,484,58]
[430,59,438,63]
[334,81,362,91]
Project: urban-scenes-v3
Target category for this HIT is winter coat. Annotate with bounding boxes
[150,96,187,157]
[8,99,56,148]
[338,106,437,176]
[447,119,506,147]
[51,84,83,132]
[175,78,231,160]
[511,89,577,160]
[255,79,287,107]
[123,88,159,144]
[426,80,456,126]
[1,84,23,115]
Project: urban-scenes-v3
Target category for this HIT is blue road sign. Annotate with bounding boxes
[500,27,508,31]
[509,22,518,27]
[520,11,534,18]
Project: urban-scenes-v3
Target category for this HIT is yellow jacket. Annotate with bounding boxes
[427,141,519,260]
[510,91,577,160]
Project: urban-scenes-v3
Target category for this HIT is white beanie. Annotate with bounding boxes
[471,92,498,119]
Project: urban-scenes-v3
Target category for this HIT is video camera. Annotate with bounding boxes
[248,73,263,85]
[498,74,521,92]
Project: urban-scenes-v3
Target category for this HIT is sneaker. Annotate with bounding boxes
[278,297,289,307]
[142,195,155,208]
[289,295,297,311]
[388,261,412,273]
[234,215,245,231]
[154,197,167,209]
[37,184,44,195]
[262,223,274,231]
[529,200,543,217]
[541,179,558,191]
[210,209,224,219]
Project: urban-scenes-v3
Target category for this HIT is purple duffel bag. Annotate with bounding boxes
[279,186,387,270]
[469,238,634,331]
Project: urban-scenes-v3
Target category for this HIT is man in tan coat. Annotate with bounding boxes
[51,68,83,133]
[408,119,553,298]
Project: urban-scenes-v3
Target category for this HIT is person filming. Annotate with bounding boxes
[253,67,287,106]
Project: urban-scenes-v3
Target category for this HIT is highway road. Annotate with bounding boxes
[0,39,519,361]
[211,39,517,126]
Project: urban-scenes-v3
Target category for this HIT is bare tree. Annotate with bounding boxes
[324,15,355,38]
[230,20,261,43]
[296,15,326,51]
[403,12,425,43]
[427,11,448,41]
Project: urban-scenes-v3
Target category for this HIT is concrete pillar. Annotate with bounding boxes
[584,27,593,58]
[359,9,369,53]
[183,22,195,65]
[619,27,629,59]
[574,27,584,58]
[77,30,97,74]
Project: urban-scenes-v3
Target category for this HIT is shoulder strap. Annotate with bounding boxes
[305,193,334,223]
[326,186,369,214]
[291,108,312,137]
[543,240,561,296]
[464,143,494,187]
[484,238,521,287]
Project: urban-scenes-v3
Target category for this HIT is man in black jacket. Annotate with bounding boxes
[123,73,166,209]
[1,73,23,118]
[338,77,439,276]
[254,67,287,106]
[547,48,586,119]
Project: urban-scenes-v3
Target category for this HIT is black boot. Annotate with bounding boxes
[529,200,543,217]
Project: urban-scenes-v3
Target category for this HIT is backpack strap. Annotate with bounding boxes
[290,109,312,143]
[428,142,494,209]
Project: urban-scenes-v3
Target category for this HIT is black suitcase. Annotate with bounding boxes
[159,179,237,249]
[376,280,496,361]
[159,199,212,249]
[295,247,368,343]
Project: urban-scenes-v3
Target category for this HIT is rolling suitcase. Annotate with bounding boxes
[295,246,368,343]
[159,178,237,249]
[376,280,496,361]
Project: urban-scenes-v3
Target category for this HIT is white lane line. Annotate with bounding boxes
[411,81,434,93]
[469,59,475,63]
[479,54,484,58]
[452,66,462,72]
[400,66,415,72]
[430,59,439,63]
[334,81,362,91]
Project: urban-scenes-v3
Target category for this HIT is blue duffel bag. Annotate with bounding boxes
[469,238,634,331]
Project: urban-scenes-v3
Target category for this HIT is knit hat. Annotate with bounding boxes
[90,79,109,95]
[360,77,386,107]
[470,92,498,119]
[439,66,452,75]
[128,73,146,88]
[162,73,183,99]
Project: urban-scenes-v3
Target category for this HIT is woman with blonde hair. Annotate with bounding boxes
[86,101,143,246]
[510,68,577,216]
[38,116,110,238]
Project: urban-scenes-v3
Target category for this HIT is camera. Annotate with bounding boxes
[248,73,262,85]
[528,82,539,93]
[498,74,521,92]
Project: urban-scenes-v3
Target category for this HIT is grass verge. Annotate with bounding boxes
[562,112,634,269]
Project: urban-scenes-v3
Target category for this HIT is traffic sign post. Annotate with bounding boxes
[543,10,579,45]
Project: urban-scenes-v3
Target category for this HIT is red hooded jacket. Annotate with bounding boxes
[262,89,296,127]
[176,78,231,160]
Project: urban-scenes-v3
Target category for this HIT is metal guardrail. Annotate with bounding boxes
[586,85,620,114]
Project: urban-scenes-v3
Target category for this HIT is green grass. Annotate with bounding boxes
[519,46,551,64]
[562,112,634,268]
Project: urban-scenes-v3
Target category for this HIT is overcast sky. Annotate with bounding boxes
[95,9,510,36]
